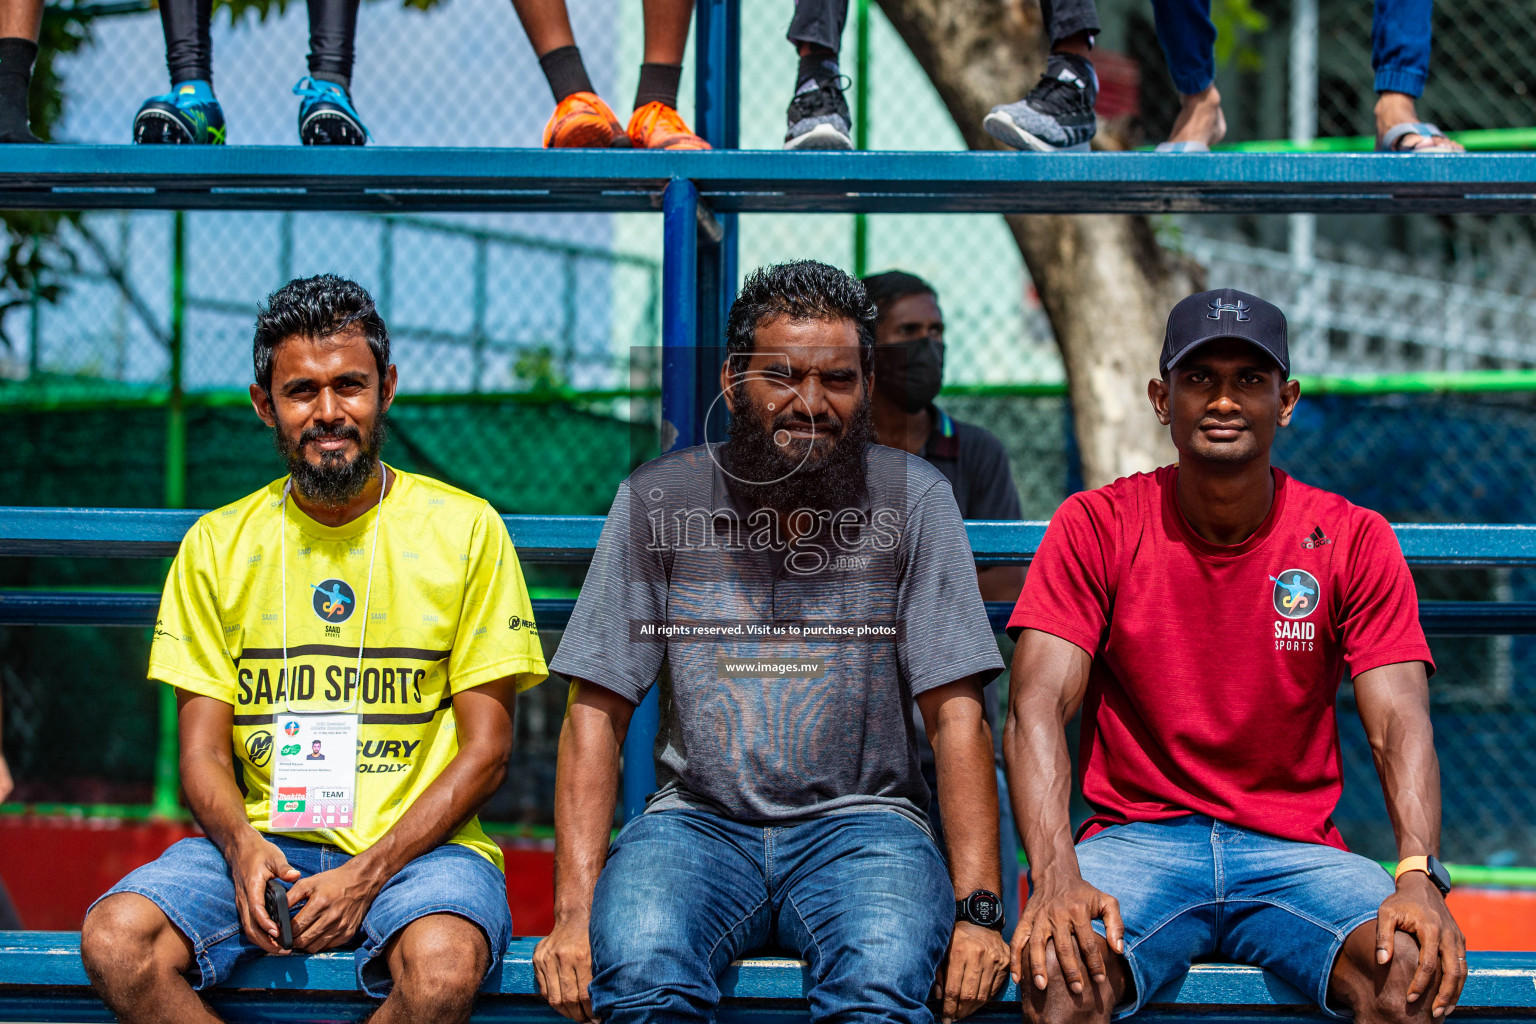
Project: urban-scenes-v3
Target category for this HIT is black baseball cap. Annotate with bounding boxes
[1160,288,1289,378]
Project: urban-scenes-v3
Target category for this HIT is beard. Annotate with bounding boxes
[719,385,873,514]
[274,415,388,507]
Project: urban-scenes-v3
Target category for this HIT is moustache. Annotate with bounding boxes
[298,424,363,450]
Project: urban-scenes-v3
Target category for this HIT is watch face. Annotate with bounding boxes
[967,891,1002,925]
[1427,856,1453,894]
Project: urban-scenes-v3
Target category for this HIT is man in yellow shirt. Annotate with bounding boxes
[80,274,548,1024]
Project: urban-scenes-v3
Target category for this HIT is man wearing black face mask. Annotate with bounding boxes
[863,272,1025,598]
[863,270,1026,934]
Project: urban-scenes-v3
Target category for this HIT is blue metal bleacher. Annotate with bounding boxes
[1,933,1533,1024]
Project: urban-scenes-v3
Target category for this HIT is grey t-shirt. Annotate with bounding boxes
[549,443,1003,830]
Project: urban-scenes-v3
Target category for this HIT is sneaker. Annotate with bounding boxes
[983,53,1097,153]
[133,80,226,145]
[784,76,853,151]
[294,77,369,145]
[543,91,631,149]
[627,101,710,150]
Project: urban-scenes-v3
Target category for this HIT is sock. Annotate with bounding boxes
[795,50,838,95]
[0,38,37,137]
[633,62,682,111]
[539,45,594,103]
[312,70,350,93]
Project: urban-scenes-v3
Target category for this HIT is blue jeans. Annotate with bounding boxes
[1065,816,1394,1019]
[589,809,954,1024]
[1151,0,1431,98]
[91,835,512,998]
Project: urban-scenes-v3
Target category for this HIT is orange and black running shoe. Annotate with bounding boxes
[543,92,630,149]
[627,101,711,150]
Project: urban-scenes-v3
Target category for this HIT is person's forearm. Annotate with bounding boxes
[181,743,265,856]
[933,705,1002,897]
[551,704,624,924]
[347,734,509,885]
[1003,670,1079,879]
[1371,703,1442,860]
[1356,664,1443,862]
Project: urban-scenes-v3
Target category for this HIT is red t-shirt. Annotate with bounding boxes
[1008,466,1433,850]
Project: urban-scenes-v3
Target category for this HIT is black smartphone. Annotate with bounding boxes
[264,878,293,951]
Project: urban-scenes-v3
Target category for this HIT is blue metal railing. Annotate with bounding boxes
[4,509,1535,641]
[8,149,1536,214]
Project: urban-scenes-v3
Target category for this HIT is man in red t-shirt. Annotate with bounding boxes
[1003,288,1465,1024]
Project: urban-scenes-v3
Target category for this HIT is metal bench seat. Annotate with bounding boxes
[3,933,1534,1023]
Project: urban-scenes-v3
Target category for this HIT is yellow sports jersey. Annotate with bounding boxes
[148,466,548,869]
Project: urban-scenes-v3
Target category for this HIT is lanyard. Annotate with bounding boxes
[278,462,387,714]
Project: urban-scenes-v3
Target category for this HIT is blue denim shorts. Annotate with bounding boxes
[1071,816,1394,1019]
[91,834,512,998]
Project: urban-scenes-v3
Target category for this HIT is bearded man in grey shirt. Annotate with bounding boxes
[532,261,1011,1024]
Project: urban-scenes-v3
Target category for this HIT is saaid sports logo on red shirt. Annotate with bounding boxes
[1269,569,1320,619]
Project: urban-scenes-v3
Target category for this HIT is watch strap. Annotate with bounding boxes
[1394,856,1431,882]
[1395,855,1451,894]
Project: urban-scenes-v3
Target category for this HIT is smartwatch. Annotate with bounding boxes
[955,890,1006,930]
[1394,855,1452,896]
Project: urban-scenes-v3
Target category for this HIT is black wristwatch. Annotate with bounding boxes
[955,890,1006,930]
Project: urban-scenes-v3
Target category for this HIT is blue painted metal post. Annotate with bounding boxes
[694,0,739,441]
[694,0,739,151]
[620,177,701,822]
[660,177,700,450]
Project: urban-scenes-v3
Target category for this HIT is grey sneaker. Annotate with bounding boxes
[784,76,853,151]
[983,53,1098,152]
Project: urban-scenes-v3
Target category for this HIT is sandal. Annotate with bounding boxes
[1377,121,1461,152]
[1154,140,1211,153]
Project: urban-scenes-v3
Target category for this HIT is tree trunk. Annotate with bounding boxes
[875,0,1201,487]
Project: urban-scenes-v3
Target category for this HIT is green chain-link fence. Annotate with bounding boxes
[3,0,1536,864]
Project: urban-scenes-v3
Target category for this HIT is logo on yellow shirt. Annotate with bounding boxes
[310,578,356,622]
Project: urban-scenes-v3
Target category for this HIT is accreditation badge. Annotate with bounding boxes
[268,712,358,831]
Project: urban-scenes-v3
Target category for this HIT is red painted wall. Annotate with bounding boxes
[0,815,554,935]
[2,816,1531,952]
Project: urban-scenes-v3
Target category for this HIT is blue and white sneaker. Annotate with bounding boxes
[133,79,226,145]
[983,53,1098,153]
[784,75,853,151]
[294,77,369,146]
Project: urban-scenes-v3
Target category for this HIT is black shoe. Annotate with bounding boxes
[784,76,853,151]
[983,53,1097,152]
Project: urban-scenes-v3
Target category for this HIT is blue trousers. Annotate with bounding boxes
[588,809,954,1024]
[1151,0,1431,98]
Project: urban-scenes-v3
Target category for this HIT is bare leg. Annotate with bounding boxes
[0,0,41,43]
[369,914,491,1024]
[642,0,692,65]
[1374,91,1463,151]
[1328,922,1440,1024]
[1166,83,1226,146]
[1021,934,1131,1024]
[81,893,224,1024]
[509,0,575,56]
